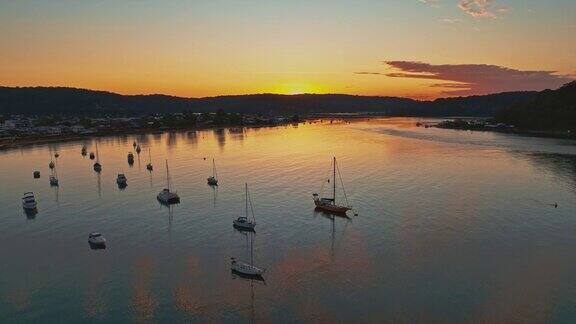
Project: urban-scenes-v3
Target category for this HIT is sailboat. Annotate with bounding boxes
[312,157,351,214]
[157,160,180,204]
[127,152,135,165]
[49,163,59,186]
[146,148,153,171]
[207,158,218,185]
[93,142,102,172]
[49,152,55,169]
[233,183,256,230]
[231,231,265,277]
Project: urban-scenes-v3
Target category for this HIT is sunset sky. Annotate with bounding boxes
[1,0,574,99]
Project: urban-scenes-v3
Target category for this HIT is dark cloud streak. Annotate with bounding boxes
[356,61,573,96]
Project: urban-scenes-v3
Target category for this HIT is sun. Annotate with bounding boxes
[272,82,324,95]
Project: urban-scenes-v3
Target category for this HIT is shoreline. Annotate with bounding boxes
[0,122,303,151]
[434,121,576,140]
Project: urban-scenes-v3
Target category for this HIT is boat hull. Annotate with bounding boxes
[314,200,351,214]
[231,259,264,277]
[233,219,255,230]
[157,193,180,205]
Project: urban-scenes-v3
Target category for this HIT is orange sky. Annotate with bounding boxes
[0,0,574,99]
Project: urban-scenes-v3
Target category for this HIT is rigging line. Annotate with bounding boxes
[336,160,349,206]
[248,187,256,220]
[319,158,333,194]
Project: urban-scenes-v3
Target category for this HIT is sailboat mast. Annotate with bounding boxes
[250,231,254,266]
[95,142,100,162]
[148,148,151,164]
[245,183,248,218]
[333,157,336,202]
[213,158,216,178]
[166,160,170,190]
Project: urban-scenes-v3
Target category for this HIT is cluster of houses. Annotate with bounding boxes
[0,113,300,139]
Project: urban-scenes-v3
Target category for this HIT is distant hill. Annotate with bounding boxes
[0,86,537,117]
[495,81,576,131]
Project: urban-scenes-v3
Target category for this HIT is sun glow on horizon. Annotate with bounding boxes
[269,82,327,95]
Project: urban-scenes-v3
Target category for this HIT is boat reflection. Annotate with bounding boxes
[24,208,37,220]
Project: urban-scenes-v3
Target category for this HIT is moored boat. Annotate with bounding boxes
[312,157,352,214]
[116,173,128,186]
[49,175,59,186]
[88,232,106,248]
[93,142,102,172]
[157,160,180,205]
[33,171,41,178]
[233,183,256,230]
[231,230,264,277]
[22,192,37,210]
[146,148,153,171]
[207,158,218,185]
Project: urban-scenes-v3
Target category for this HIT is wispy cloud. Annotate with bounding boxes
[418,0,441,7]
[458,0,508,18]
[439,18,463,23]
[356,61,574,96]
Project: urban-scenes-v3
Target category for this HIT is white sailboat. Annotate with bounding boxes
[313,157,352,214]
[231,231,265,277]
[157,160,180,204]
[233,183,256,230]
[207,158,218,185]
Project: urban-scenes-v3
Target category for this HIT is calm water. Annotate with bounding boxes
[1,118,575,323]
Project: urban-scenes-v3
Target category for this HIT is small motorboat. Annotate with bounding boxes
[22,192,37,210]
[49,175,59,186]
[89,152,95,159]
[116,173,128,186]
[49,161,55,169]
[233,183,256,230]
[231,258,265,277]
[81,145,87,155]
[157,160,180,204]
[54,153,59,158]
[127,152,135,164]
[88,232,106,248]
[33,171,41,179]
[136,145,141,154]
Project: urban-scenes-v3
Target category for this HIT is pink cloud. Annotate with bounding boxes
[357,61,573,96]
[458,0,509,18]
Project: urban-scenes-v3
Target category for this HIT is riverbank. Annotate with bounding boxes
[0,121,305,151]
[433,119,576,140]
